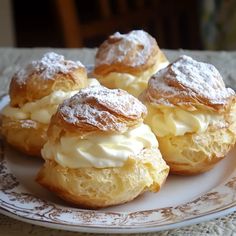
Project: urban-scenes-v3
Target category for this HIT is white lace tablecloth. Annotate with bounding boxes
[0,48,236,236]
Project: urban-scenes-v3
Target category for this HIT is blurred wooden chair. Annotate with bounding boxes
[55,0,159,48]
[55,0,202,49]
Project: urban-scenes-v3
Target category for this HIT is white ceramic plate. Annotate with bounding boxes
[1,94,236,234]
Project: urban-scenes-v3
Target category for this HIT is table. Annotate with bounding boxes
[0,48,236,236]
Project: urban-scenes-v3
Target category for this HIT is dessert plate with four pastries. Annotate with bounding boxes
[0,30,236,233]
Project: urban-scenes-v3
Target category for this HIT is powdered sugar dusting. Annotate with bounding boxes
[15,52,84,84]
[20,119,37,129]
[59,86,147,132]
[149,55,235,105]
[96,30,153,67]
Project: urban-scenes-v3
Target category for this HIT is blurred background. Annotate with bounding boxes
[1,0,236,50]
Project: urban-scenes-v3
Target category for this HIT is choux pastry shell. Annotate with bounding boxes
[36,86,169,208]
[1,52,87,156]
[140,55,236,175]
[93,30,168,97]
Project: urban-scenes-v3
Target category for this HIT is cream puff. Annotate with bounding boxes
[36,86,169,209]
[93,30,168,97]
[1,52,88,156]
[140,55,236,175]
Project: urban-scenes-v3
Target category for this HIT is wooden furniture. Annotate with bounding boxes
[55,0,202,49]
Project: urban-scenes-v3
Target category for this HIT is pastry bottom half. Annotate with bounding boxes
[1,116,48,157]
[36,148,169,209]
[158,127,236,175]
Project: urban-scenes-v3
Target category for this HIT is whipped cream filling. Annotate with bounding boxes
[145,104,225,137]
[2,90,79,124]
[229,104,236,133]
[99,61,168,97]
[41,124,158,168]
[87,78,100,87]
[2,78,100,124]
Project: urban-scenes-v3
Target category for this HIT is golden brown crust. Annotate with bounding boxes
[1,116,48,156]
[10,52,88,107]
[158,125,236,175]
[36,148,169,209]
[140,56,236,175]
[36,85,169,208]
[140,55,235,113]
[48,86,147,139]
[94,30,167,76]
[2,53,88,156]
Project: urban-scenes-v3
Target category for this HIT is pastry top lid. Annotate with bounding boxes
[94,30,164,75]
[15,52,84,84]
[9,52,87,106]
[50,85,147,136]
[141,55,235,111]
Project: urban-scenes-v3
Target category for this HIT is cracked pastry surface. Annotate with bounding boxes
[140,55,236,175]
[93,30,169,97]
[1,52,88,156]
[36,86,169,209]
